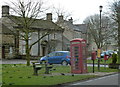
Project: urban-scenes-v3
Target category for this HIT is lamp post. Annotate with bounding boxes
[98,5,103,71]
[99,5,103,35]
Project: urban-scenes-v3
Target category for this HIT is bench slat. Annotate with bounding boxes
[35,65,42,68]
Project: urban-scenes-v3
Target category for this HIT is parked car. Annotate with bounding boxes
[101,50,114,58]
[39,51,71,65]
[107,50,114,55]
[101,51,110,58]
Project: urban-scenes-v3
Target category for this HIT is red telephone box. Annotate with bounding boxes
[70,38,87,74]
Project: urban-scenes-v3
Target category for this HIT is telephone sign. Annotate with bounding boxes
[70,38,87,74]
[97,49,101,58]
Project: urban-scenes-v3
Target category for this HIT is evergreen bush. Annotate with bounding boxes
[112,52,118,64]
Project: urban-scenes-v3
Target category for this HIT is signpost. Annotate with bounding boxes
[97,49,101,71]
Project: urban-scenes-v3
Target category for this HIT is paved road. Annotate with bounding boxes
[1,59,108,67]
[1,59,36,64]
[64,74,119,86]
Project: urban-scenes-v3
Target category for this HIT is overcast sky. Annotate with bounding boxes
[0,0,114,23]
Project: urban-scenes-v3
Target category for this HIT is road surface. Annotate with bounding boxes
[1,59,108,67]
[64,73,119,87]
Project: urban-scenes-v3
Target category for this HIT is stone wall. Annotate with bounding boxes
[0,47,2,59]
[2,35,14,44]
[0,19,2,59]
[2,34,15,59]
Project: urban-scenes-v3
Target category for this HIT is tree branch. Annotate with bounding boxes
[29,31,50,50]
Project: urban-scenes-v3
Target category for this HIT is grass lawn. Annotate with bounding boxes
[1,64,118,86]
[87,65,118,72]
[0,64,2,87]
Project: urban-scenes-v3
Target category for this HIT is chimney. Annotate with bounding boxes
[46,13,52,21]
[58,15,63,22]
[2,5,9,17]
[69,17,73,24]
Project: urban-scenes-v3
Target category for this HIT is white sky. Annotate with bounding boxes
[0,0,114,23]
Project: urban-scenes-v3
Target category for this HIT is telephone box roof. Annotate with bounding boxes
[70,38,86,42]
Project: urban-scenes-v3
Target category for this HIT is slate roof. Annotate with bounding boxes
[56,19,87,34]
[0,18,14,34]
[74,24,87,34]
[2,24,13,34]
[8,15,64,31]
[56,20,78,32]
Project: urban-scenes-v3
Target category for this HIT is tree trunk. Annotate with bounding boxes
[118,21,120,64]
[26,39,30,66]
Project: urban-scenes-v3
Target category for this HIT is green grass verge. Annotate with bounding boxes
[0,64,2,87]
[87,66,118,72]
[1,64,118,86]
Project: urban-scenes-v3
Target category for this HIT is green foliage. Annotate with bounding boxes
[112,53,118,64]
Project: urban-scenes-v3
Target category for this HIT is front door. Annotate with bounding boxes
[2,46,5,58]
[42,47,46,56]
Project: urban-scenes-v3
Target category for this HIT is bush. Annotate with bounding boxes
[112,53,118,64]
[109,63,120,69]
[108,52,119,69]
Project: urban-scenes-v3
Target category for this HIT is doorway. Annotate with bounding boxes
[41,40,48,56]
[2,46,5,58]
[42,47,46,56]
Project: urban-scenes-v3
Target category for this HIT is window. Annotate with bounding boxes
[21,45,26,55]
[67,52,70,56]
[9,47,13,54]
[48,52,55,57]
[55,52,64,56]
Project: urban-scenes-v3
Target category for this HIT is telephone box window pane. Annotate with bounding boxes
[71,42,80,44]
[72,46,79,70]
[81,41,85,44]
[82,46,87,70]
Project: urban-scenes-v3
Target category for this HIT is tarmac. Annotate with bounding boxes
[42,72,118,77]
[1,59,109,67]
[1,59,35,64]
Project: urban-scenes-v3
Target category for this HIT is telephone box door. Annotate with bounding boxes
[71,44,81,73]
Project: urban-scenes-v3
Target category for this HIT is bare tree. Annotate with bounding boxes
[109,0,120,59]
[84,14,115,50]
[52,5,72,20]
[8,0,51,66]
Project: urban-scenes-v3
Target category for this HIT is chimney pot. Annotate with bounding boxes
[46,13,52,21]
[2,5,9,17]
[58,15,63,22]
[69,17,73,24]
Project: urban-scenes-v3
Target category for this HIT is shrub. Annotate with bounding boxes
[112,52,118,64]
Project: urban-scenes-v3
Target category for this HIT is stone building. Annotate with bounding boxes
[0,5,64,59]
[0,5,16,59]
[0,5,88,59]
[56,16,88,51]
